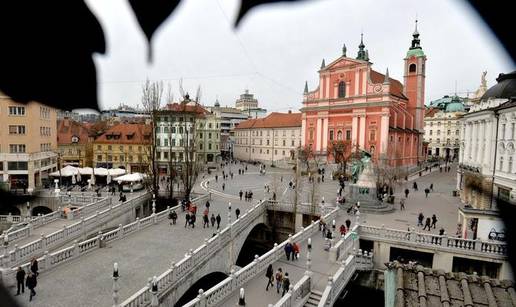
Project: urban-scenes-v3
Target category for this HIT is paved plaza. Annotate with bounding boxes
[8,162,463,307]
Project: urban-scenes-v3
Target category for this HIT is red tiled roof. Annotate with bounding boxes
[57,119,91,145]
[94,123,151,144]
[235,112,301,129]
[425,108,439,118]
[370,70,407,100]
[163,102,209,115]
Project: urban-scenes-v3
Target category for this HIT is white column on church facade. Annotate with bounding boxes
[325,76,330,99]
[352,116,358,147]
[354,71,360,96]
[301,118,306,147]
[316,118,322,152]
[380,114,389,154]
[362,70,367,95]
[322,118,329,152]
[319,77,324,99]
[359,115,366,149]
[479,120,485,165]
[464,121,471,162]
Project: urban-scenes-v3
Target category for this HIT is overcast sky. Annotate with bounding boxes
[85,0,514,113]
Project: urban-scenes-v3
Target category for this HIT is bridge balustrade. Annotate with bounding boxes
[359,224,508,258]
[0,193,150,270]
[180,207,340,307]
[273,274,312,307]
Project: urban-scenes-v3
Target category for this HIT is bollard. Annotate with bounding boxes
[238,288,245,306]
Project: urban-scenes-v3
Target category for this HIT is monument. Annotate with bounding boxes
[348,153,394,213]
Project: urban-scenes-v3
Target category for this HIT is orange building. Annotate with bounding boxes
[301,23,426,168]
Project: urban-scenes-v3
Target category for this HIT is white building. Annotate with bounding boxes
[235,89,267,119]
[457,71,516,241]
[207,100,249,159]
[424,95,466,160]
[233,112,301,165]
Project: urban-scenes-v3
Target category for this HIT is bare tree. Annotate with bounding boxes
[141,78,163,195]
[297,145,313,173]
[328,140,352,173]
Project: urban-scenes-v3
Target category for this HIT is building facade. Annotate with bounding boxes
[92,123,152,173]
[424,95,466,160]
[207,101,249,159]
[235,89,267,119]
[57,118,94,167]
[0,93,58,191]
[233,112,301,165]
[301,25,426,168]
[155,97,221,175]
[457,71,516,240]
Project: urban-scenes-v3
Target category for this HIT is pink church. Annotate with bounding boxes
[301,23,426,167]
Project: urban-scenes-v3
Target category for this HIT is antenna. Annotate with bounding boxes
[178,78,185,99]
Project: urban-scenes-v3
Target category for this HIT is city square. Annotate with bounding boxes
[0,1,515,307]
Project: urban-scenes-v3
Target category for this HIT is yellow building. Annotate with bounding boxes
[93,123,152,173]
[57,118,94,168]
[0,93,58,191]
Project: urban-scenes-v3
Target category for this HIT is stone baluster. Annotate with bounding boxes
[136,217,140,230]
[13,244,19,263]
[42,251,49,271]
[475,238,482,252]
[95,210,100,224]
[410,227,416,242]
[80,217,85,236]
[327,276,334,302]
[73,240,79,257]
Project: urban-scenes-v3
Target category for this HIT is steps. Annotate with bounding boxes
[304,290,323,307]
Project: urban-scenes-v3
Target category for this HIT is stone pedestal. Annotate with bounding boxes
[348,163,393,213]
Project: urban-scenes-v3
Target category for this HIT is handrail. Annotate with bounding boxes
[179,207,340,307]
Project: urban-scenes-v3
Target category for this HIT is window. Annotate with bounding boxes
[409,63,416,73]
[9,106,25,116]
[291,140,295,146]
[456,130,459,136]
[200,143,203,150]
[429,130,433,136]
[108,145,112,151]
[502,124,506,139]
[172,127,176,133]
[163,152,168,160]
[9,125,25,135]
[267,149,269,154]
[199,133,203,139]
[346,130,351,140]
[107,155,112,161]
[8,162,28,170]
[509,157,513,173]
[209,143,212,150]
[97,155,102,161]
[338,81,346,98]
[437,130,441,135]
[500,156,504,171]
[120,155,125,162]
[283,150,285,156]
[329,130,334,141]
[119,146,124,151]
[209,133,212,139]
[337,130,343,140]
[164,139,168,146]
[97,145,102,150]
[267,140,270,146]
[40,143,51,151]
[369,130,376,141]
[275,150,277,155]
[9,144,26,153]
[282,140,286,146]
[447,130,451,135]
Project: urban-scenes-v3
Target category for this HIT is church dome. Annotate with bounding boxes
[481,71,516,100]
[445,99,465,113]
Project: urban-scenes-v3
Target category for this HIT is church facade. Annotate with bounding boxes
[301,23,426,168]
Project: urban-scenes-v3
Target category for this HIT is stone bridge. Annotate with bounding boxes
[121,199,269,307]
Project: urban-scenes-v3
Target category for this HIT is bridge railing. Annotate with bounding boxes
[317,251,373,307]
[329,224,358,263]
[0,214,23,224]
[122,199,271,307]
[359,224,507,258]
[0,193,151,269]
[66,197,112,220]
[0,192,204,286]
[181,207,340,307]
[272,274,312,307]
[266,202,321,216]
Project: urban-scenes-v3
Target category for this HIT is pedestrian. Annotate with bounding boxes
[282,272,290,297]
[169,210,177,225]
[439,227,445,236]
[284,243,292,261]
[203,213,209,228]
[184,212,190,228]
[215,175,218,182]
[272,192,276,201]
[26,271,37,301]
[205,200,210,209]
[431,214,437,229]
[439,166,442,173]
[400,198,406,211]
[239,190,243,200]
[430,183,434,192]
[293,242,300,260]
[345,219,351,230]
[404,188,409,198]
[216,213,221,229]
[15,266,25,296]
[210,214,216,227]
[222,183,225,191]
[423,217,431,231]
[235,208,241,219]
[417,212,424,227]
[265,264,274,291]
[190,213,196,228]
[30,257,38,276]
[424,188,430,198]
[340,224,347,236]
[275,268,283,294]
[413,182,418,191]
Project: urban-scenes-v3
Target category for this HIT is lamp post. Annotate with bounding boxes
[26,202,31,221]
[112,262,120,307]
[228,202,232,224]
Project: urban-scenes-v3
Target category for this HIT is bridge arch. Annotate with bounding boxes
[32,206,53,216]
[235,222,273,267]
[0,206,20,215]
[174,271,228,307]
